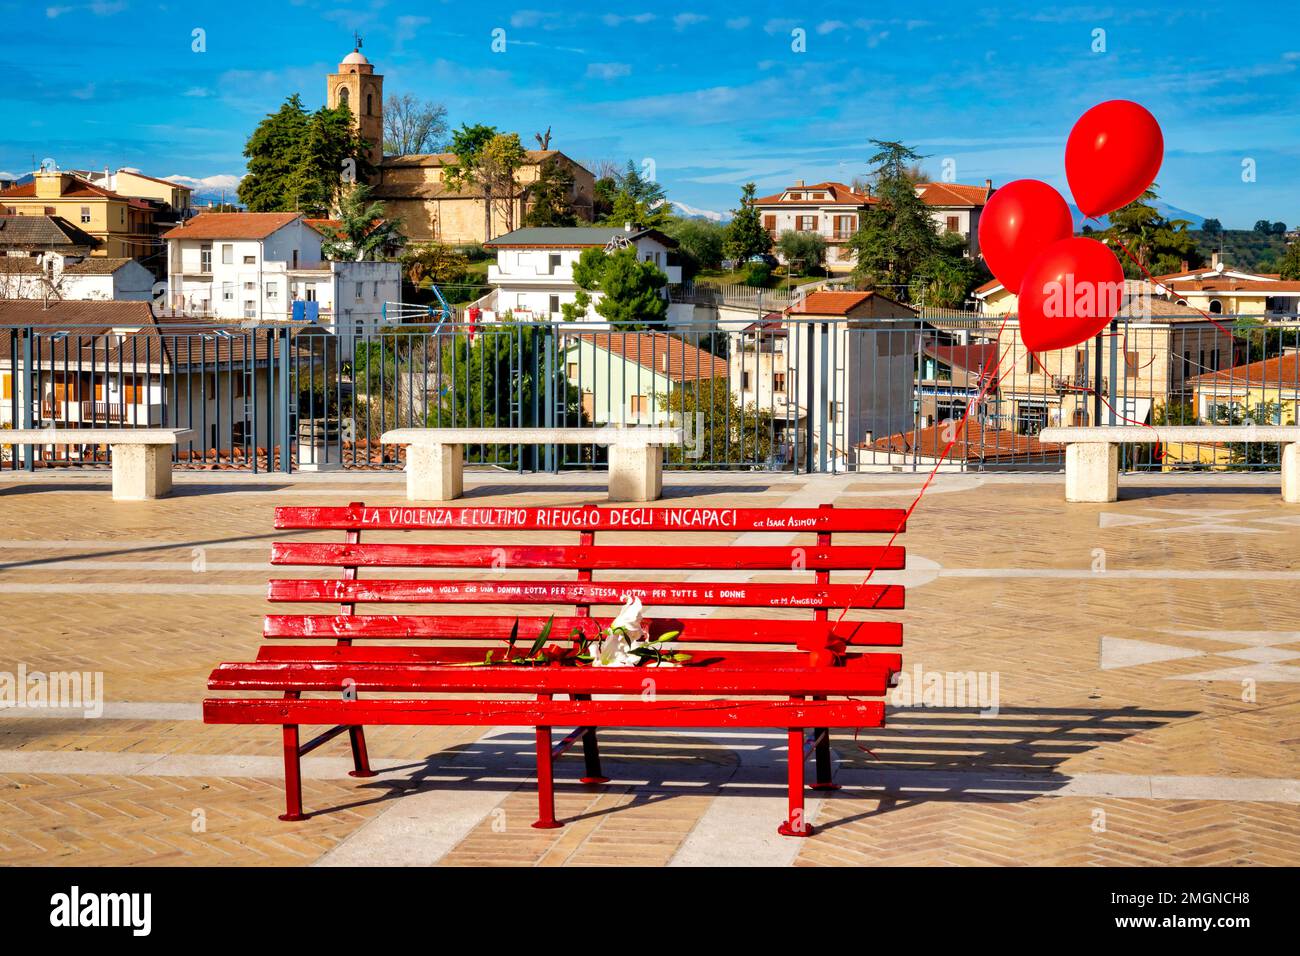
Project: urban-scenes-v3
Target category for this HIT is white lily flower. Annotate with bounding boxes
[610,596,644,642]
[591,630,640,667]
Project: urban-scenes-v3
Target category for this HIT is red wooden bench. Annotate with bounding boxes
[203,502,905,836]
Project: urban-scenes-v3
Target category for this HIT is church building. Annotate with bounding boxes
[325,45,596,246]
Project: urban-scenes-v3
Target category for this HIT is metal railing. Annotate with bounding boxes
[3,315,1298,474]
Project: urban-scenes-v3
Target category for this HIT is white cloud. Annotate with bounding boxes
[183,87,211,98]
[817,20,847,34]
[164,173,244,191]
[673,13,707,30]
[726,17,751,30]
[603,13,655,26]
[587,62,631,80]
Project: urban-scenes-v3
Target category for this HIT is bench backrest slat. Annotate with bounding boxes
[270,542,905,572]
[262,613,903,646]
[276,505,906,533]
[267,578,904,610]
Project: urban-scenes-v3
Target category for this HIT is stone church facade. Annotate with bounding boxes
[326,47,595,246]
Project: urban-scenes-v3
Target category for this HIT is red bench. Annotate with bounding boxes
[203,502,905,836]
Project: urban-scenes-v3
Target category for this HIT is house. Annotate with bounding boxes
[161,212,400,341]
[752,181,873,273]
[731,290,920,468]
[1150,257,1300,317]
[481,224,685,325]
[0,254,154,302]
[324,45,595,244]
[972,277,1017,315]
[565,331,728,426]
[752,178,993,274]
[916,341,1001,427]
[0,300,327,462]
[914,180,993,256]
[0,170,160,260]
[76,168,194,230]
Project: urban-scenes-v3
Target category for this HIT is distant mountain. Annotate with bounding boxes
[670,200,728,223]
[1070,201,1205,232]
[164,173,243,208]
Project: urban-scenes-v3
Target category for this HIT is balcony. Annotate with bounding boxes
[39,400,162,426]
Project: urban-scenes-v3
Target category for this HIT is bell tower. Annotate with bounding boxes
[326,36,383,170]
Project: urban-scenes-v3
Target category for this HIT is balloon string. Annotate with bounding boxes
[830,316,1014,633]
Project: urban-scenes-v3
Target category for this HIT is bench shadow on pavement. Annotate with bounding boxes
[0,482,293,497]
[301,704,1194,834]
[1116,484,1280,500]
[460,483,770,500]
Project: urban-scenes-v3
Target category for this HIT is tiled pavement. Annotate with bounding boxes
[0,468,1298,866]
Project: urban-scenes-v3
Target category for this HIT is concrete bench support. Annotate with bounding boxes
[381,427,683,503]
[3,428,194,501]
[1041,426,1300,504]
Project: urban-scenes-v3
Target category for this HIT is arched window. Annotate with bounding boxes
[366,93,373,115]
[338,87,349,108]
[1208,298,1223,314]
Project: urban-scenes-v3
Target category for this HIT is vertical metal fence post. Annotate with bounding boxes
[804,320,814,474]
[278,326,292,474]
[21,327,34,471]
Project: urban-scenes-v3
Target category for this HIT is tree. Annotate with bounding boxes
[911,232,986,307]
[664,217,725,278]
[1102,185,1200,277]
[1214,401,1283,465]
[661,376,775,468]
[1273,221,1288,235]
[443,123,501,240]
[722,183,771,263]
[846,140,942,295]
[401,242,469,286]
[775,231,827,275]
[321,184,404,261]
[561,244,667,328]
[383,94,448,156]
[238,94,373,217]
[1254,219,1273,234]
[1277,240,1300,280]
[481,133,528,234]
[598,160,669,228]
[522,158,577,227]
[1201,218,1222,236]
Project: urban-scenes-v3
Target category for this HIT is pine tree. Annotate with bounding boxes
[846,140,939,294]
[722,183,771,262]
[522,159,578,227]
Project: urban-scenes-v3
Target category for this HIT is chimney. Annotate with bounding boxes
[34,170,69,200]
[984,178,992,191]
[1180,259,1188,271]
[1211,251,1222,271]
[794,179,805,187]
[660,352,668,373]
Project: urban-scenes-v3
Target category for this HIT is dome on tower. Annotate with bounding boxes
[342,50,369,66]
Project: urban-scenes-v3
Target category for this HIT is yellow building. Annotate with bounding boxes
[322,46,595,246]
[0,171,158,260]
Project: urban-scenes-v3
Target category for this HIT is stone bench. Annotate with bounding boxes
[1039,426,1300,503]
[2,428,194,501]
[380,427,685,502]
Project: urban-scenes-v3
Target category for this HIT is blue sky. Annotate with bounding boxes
[2,0,1299,227]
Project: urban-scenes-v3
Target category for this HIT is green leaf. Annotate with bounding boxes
[672,653,693,662]
[506,619,520,655]
[654,630,680,643]
[485,649,495,664]
[527,614,554,657]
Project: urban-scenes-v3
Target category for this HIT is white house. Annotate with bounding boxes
[753,178,994,272]
[0,253,154,301]
[482,224,686,326]
[162,212,401,341]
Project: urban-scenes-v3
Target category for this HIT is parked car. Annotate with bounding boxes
[747,254,780,269]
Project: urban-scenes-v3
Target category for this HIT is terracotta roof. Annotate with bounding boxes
[62,257,138,275]
[789,290,916,316]
[160,212,301,241]
[0,299,155,326]
[305,218,344,239]
[1164,279,1300,295]
[0,175,130,201]
[1188,352,1300,389]
[915,182,992,207]
[576,332,728,382]
[867,420,1063,462]
[973,278,1005,296]
[1153,267,1279,283]
[752,181,873,206]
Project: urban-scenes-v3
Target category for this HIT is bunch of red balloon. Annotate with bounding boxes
[977,100,1164,353]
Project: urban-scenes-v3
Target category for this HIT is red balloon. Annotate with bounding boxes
[978,179,1074,294]
[1018,237,1125,353]
[1065,100,1163,218]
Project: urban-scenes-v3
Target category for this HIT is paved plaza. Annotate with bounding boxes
[0,467,1297,866]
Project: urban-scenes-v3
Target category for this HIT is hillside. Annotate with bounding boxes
[1190,229,1290,272]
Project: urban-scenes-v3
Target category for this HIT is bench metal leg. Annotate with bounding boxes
[347,726,377,778]
[279,722,306,822]
[532,725,563,829]
[778,727,812,837]
[810,727,840,791]
[579,728,608,785]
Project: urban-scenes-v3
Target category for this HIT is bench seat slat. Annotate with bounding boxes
[208,661,889,695]
[263,614,903,646]
[250,644,903,675]
[267,578,904,610]
[271,542,905,572]
[203,696,887,729]
[276,505,907,534]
